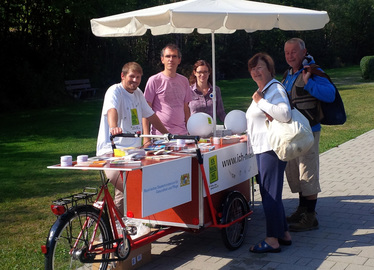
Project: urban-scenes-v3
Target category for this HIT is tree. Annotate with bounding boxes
[2,0,374,112]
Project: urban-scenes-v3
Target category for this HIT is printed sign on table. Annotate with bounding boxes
[203,143,257,196]
[142,157,192,217]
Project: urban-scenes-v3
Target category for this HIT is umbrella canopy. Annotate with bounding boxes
[91,0,329,36]
[90,0,329,134]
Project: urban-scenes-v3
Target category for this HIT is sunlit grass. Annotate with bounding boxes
[0,100,103,269]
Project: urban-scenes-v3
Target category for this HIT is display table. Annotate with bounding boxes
[48,141,258,230]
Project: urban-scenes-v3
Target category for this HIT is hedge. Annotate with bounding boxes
[360,56,374,80]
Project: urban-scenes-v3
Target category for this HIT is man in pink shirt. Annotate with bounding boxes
[143,44,192,142]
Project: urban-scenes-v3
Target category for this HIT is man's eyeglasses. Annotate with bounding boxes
[196,71,209,75]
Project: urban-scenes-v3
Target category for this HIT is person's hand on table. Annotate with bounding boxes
[239,134,248,142]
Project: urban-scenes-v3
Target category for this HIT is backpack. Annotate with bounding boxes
[283,65,346,125]
[307,65,346,125]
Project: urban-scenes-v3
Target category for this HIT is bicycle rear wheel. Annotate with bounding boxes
[44,205,113,270]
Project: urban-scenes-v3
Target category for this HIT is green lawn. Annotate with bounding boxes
[0,65,373,269]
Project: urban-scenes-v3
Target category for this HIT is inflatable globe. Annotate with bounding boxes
[224,110,247,134]
[187,112,214,137]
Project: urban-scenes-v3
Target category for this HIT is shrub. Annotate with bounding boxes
[360,56,374,80]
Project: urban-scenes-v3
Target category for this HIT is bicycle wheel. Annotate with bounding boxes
[221,191,249,250]
[44,205,113,270]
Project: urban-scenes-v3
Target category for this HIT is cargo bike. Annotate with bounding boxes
[41,133,258,270]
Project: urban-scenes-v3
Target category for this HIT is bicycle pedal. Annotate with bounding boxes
[126,226,137,235]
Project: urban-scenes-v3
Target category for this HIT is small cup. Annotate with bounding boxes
[177,139,185,147]
[60,155,72,167]
[77,155,88,164]
[212,137,221,145]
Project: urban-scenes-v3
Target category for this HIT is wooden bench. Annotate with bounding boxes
[65,79,98,99]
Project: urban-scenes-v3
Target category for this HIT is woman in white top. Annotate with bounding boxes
[240,53,292,253]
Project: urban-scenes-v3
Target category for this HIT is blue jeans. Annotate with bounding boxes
[256,150,288,238]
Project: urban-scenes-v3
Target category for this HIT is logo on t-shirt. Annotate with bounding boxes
[131,108,139,126]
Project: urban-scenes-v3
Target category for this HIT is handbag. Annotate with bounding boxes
[266,107,314,161]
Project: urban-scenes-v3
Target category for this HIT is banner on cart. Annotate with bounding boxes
[203,143,257,196]
[142,157,192,217]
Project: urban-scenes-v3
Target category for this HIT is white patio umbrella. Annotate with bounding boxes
[90,0,329,135]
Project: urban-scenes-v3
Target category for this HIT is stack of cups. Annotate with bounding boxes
[60,155,72,167]
[177,139,185,147]
[77,155,88,165]
[212,137,221,145]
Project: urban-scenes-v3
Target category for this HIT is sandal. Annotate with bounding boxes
[250,240,281,253]
[278,238,292,246]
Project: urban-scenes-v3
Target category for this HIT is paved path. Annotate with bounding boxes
[141,130,374,270]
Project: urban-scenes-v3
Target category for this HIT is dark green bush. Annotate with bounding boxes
[360,56,374,80]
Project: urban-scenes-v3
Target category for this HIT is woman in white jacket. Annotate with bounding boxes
[240,52,292,253]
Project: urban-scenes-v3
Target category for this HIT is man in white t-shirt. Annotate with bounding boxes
[143,44,192,144]
[96,62,168,216]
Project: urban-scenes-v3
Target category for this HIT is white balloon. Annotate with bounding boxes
[224,110,247,134]
[187,112,214,137]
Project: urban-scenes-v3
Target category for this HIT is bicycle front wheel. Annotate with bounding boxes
[44,205,113,270]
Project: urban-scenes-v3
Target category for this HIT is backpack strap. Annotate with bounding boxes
[306,64,335,85]
[283,64,332,83]
[283,64,336,90]
[262,81,282,93]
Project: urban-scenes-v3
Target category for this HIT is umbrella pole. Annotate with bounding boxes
[211,32,217,136]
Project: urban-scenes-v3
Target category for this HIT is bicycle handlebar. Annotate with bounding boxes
[109,133,200,149]
[167,134,200,141]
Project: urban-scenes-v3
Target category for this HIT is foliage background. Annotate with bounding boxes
[1,0,374,112]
